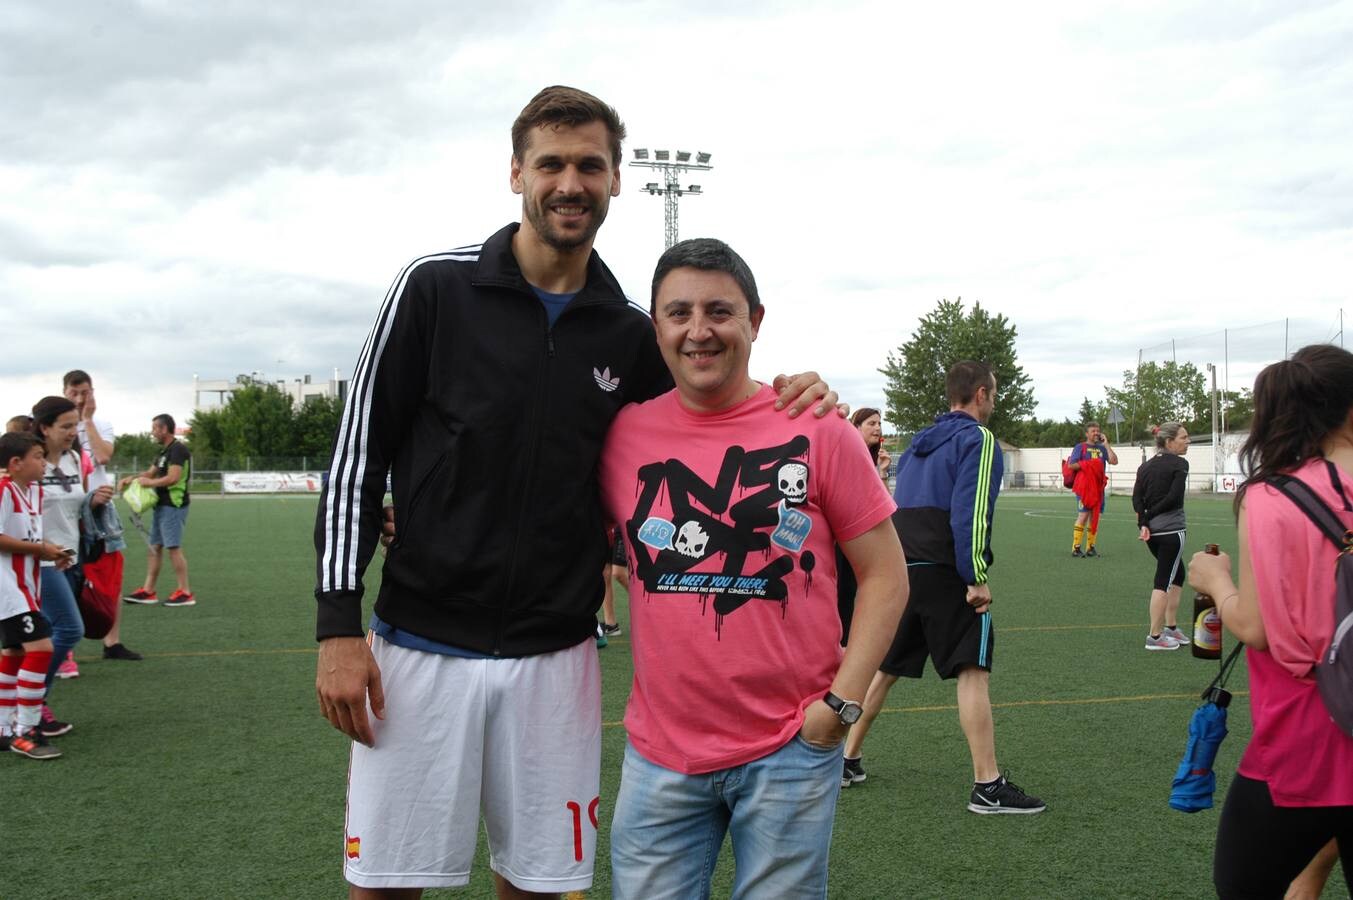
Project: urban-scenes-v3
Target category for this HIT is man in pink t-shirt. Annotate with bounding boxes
[599,239,907,898]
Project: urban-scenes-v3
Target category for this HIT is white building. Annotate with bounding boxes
[193,369,348,411]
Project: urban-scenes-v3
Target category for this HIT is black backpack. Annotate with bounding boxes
[1268,460,1353,737]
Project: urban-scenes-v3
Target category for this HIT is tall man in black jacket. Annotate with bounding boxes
[313,86,836,899]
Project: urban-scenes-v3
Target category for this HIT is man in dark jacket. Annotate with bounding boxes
[313,86,836,898]
[841,361,1045,815]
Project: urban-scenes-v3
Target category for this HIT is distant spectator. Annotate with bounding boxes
[1069,422,1117,557]
[119,414,194,607]
[851,407,890,480]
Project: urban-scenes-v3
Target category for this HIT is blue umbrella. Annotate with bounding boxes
[1170,645,1244,813]
[1169,689,1230,812]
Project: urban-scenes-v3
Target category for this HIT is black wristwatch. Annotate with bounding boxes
[823,691,862,726]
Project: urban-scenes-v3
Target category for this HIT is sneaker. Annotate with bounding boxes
[968,772,1046,815]
[1071,547,1084,557]
[124,588,158,605]
[600,622,622,637]
[1085,547,1098,558]
[38,705,73,738]
[1162,626,1190,646]
[1145,633,1181,651]
[56,651,80,679]
[595,622,608,648]
[102,642,143,661]
[164,589,196,607]
[842,756,867,788]
[9,729,61,760]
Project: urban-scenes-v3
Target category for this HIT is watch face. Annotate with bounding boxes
[840,703,862,725]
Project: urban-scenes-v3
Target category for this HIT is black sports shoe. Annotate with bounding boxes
[600,622,622,637]
[38,705,73,738]
[967,772,1046,815]
[841,756,867,788]
[103,642,143,661]
[1085,547,1098,558]
[1071,547,1084,558]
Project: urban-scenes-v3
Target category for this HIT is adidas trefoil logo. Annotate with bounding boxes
[593,366,621,393]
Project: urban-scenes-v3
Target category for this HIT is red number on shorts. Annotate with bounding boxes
[566,796,601,862]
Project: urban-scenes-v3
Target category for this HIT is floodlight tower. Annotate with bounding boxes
[629,148,713,248]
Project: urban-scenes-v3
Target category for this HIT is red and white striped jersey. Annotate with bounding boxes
[0,476,43,619]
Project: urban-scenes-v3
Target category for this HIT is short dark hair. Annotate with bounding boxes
[153,413,176,433]
[1084,421,1100,431]
[945,361,995,407]
[0,431,41,470]
[850,407,881,428]
[511,85,626,169]
[5,415,33,434]
[1237,343,1353,511]
[62,369,92,389]
[650,238,761,316]
[31,396,76,444]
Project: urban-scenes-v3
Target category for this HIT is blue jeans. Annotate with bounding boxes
[610,736,843,900]
[40,565,84,690]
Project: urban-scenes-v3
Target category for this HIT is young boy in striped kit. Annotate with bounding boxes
[0,432,71,759]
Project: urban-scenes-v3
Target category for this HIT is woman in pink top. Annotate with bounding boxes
[1189,343,1353,898]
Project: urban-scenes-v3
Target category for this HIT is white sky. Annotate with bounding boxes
[2,0,1349,436]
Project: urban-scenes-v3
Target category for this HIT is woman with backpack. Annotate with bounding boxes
[1132,422,1191,650]
[1188,343,1353,897]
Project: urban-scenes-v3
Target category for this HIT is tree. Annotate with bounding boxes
[109,432,163,470]
[1220,388,1254,431]
[1103,361,1209,443]
[879,298,1035,436]
[185,379,343,468]
[293,395,343,460]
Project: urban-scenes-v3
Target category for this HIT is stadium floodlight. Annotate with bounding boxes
[628,145,715,248]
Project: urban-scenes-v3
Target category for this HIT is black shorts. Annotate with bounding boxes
[1146,531,1187,592]
[610,528,627,567]
[1,609,53,648]
[880,563,994,680]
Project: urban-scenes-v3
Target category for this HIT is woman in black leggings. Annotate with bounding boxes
[1131,422,1190,650]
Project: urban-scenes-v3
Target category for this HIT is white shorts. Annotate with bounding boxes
[343,634,602,891]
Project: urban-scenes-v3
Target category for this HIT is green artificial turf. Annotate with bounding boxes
[4,494,1345,898]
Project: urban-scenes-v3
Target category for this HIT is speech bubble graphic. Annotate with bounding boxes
[771,501,812,552]
[638,517,677,551]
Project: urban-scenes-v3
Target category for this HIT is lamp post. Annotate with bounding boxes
[629,148,712,248]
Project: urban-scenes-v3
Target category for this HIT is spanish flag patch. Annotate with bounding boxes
[345,835,361,860]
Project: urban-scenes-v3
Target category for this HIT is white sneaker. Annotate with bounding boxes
[1145,633,1181,651]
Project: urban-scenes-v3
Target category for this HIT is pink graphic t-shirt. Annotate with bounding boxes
[598,384,896,775]
[1240,457,1353,806]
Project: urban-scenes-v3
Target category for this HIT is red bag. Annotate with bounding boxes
[1061,459,1075,489]
[80,550,123,640]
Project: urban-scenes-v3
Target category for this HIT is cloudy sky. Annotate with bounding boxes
[2,0,1349,437]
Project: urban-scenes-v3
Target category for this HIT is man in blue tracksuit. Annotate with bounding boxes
[841,361,1045,814]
